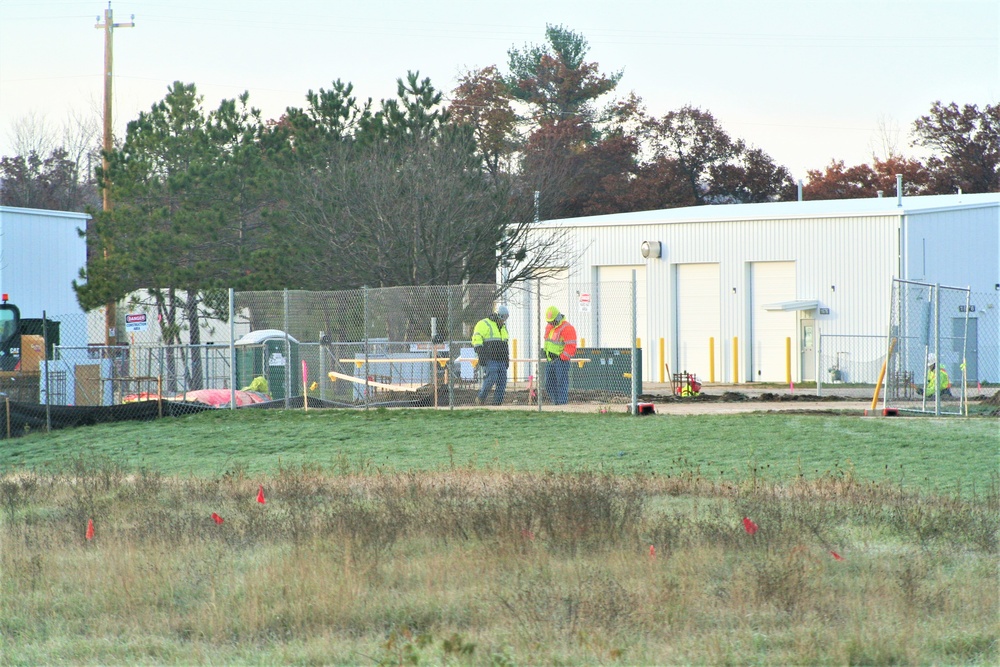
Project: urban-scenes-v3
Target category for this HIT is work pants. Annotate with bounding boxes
[478,360,508,405]
[545,358,570,405]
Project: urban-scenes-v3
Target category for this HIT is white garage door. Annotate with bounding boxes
[751,261,796,382]
[675,263,720,381]
[596,265,646,349]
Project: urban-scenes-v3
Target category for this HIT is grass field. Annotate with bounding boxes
[1,409,997,494]
[1,409,997,665]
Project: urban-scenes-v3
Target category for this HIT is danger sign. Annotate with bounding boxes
[578,293,591,313]
[125,313,148,332]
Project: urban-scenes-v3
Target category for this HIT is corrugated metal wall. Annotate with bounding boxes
[532,212,905,382]
[0,207,89,319]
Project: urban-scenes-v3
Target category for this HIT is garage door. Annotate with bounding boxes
[675,263,720,381]
[596,265,646,349]
[751,261,796,382]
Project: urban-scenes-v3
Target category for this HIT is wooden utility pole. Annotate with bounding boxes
[95,4,134,346]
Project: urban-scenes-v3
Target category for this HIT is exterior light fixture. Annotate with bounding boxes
[640,241,662,259]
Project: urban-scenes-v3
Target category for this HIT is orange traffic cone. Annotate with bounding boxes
[85,518,95,540]
[257,485,266,504]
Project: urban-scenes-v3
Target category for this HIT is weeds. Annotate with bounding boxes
[1,461,996,665]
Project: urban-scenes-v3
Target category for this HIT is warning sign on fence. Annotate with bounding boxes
[125,313,148,333]
[578,293,591,313]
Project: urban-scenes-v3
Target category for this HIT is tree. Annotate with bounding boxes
[502,25,632,220]
[0,147,96,211]
[279,73,567,291]
[804,155,933,200]
[708,146,796,204]
[913,101,1000,193]
[75,83,277,388]
[450,66,518,181]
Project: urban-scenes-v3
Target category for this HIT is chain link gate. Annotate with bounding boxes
[883,279,972,416]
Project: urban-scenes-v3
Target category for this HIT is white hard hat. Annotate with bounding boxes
[496,304,509,319]
[926,353,936,365]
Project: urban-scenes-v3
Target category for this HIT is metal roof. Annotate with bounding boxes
[537,192,1000,228]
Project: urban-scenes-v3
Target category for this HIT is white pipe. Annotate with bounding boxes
[896,174,903,207]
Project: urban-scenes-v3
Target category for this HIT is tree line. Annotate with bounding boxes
[1,25,997,316]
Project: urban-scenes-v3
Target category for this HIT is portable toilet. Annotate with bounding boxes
[234,330,300,400]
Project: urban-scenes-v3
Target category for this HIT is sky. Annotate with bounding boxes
[1,0,997,181]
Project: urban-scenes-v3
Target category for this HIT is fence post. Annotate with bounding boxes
[363,286,370,411]
[631,269,638,415]
[816,328,823,397]
[284,288,291,410]
[933,284,941,416]
[43,311,50,432]
[536,279,542,412]
[447,285,454,409]
[229,288,236,411]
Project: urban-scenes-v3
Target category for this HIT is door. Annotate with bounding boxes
[800,319,815,381]
[750,261,796,382]
[675,263,720,381]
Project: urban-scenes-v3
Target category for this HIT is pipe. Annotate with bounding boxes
[896,174,903,207]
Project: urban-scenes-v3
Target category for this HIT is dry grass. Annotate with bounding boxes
[1,458,997,665]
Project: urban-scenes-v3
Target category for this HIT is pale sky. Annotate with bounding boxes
[1,0,997,181]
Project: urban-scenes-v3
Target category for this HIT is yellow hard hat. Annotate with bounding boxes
[545,306,560,322]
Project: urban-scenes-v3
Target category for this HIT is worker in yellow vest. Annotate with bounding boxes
[543,306,577,405]
[923,353,952,397]
[472,305,510,405]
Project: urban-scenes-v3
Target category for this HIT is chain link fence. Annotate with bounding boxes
[881,280,985,416]
[0,282,645,437]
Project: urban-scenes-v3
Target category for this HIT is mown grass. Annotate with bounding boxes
[1,409,997,495]
[1,409,997,665]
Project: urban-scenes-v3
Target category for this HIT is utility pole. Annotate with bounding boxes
[95,3,134,347]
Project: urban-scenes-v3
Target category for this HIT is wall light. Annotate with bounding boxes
[732,287,737,294]
[640,241,662,259]
[831,285,836,292]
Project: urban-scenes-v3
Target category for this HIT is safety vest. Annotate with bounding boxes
[543,319,577,361]
[926,366,951,393]
[471,317,509,363]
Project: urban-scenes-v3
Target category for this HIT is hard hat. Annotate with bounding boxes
[545,306,561,322]
[496,304,509,320]
[926,353,936,365]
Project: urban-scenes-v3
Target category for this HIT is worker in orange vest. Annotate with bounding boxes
[543,306,577,405]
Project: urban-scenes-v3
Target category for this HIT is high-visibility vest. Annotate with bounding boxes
[471,317,509,363]
[543,319,577,361]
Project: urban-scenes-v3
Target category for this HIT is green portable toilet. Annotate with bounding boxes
[234,330,300,400]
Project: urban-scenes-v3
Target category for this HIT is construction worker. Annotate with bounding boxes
[924,353,952,397]
[472,304,510,405]
[543,306,577,405]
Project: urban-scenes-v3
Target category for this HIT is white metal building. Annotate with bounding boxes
[511,193,1000,385]
[0,206,89,320]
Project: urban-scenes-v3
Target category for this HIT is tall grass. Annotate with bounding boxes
[2,457,996,665]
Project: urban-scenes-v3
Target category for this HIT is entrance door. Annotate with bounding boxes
[800,319,815,381]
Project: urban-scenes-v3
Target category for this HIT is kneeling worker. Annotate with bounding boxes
[472,305,510,405]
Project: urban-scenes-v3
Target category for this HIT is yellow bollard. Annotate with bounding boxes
[732,337,739,383]
[785,337,792,386]
[709,337,715,383]
[658,338,665,383]
[580,337,586,348]
[636,338,641,348]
